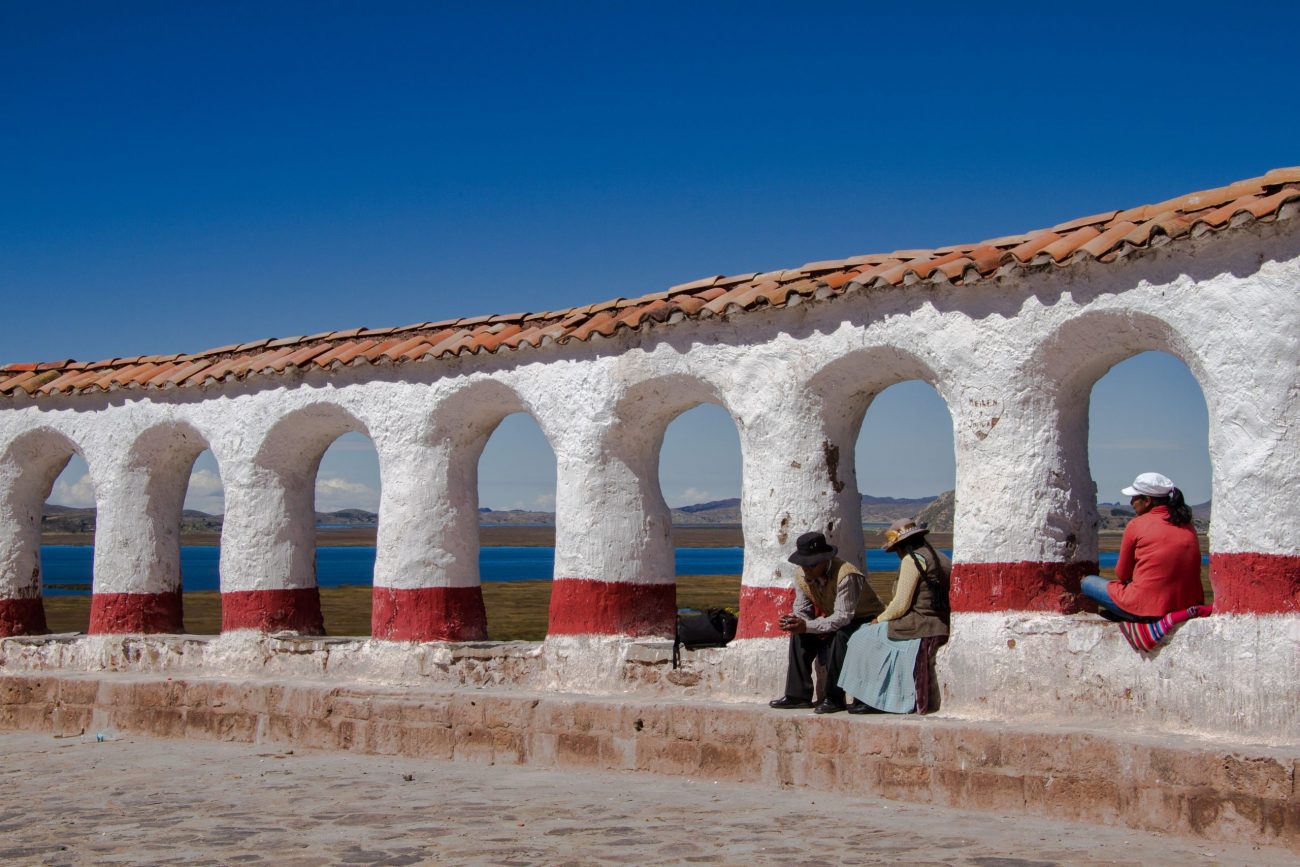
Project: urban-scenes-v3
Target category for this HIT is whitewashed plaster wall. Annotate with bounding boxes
[0,217,1297,740]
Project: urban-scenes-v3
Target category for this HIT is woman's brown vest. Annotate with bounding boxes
[886,544,951,640]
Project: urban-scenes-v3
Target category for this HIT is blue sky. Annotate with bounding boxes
[12,2,1291,513]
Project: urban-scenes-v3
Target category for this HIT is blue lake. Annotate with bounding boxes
[37,545,1152,596]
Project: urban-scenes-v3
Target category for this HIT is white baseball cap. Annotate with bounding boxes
[1121,472,1175,497]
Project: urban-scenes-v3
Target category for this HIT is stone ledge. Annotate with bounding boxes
[1,671,1295,852]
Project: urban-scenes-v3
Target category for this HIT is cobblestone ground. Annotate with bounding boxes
[0,732,1288,866]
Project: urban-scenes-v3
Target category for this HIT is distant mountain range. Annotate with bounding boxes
[41,493,1211,534]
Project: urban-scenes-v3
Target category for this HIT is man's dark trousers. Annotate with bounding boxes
[784,617,870,705]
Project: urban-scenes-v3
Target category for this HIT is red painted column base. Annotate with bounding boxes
[221,588,325,635]
[89,590,184,634]
[1210,553,1300,614]
[737,585,795,639]
[547,578,675,637]
[371,586,488,642]
[0,598,47,637]
[950,561,1098,613]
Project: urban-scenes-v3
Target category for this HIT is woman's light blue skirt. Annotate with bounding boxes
[837,622,923,713]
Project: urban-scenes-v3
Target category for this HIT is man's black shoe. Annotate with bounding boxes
[768,696,814,710]
[813,699,845,714]
[847,700,881,715]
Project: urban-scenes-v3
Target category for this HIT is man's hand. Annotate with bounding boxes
[778,614,808,634]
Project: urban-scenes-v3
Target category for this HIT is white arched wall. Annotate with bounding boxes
[0,427,84,635]
[551,372,737,638]
[88,420,212,634]
[370,377,539,642]
[219,401,370,634]
[0,215,1295,741]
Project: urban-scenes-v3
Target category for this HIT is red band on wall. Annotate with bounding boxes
[89,590,184,634]
[950,561,1097,613]
[221,588,325,635]
[546,578,675,637]
[371,586,488,642]
[1210,553,1300,614]
[0,598,47,637]
[737,585,795,639]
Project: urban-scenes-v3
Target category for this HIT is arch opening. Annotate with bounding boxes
[309,431,382,637]
[853,380,957,608]
[477,412,556,641]
[1087,350,1213,605]
[38,448,93,635]
[658,403,745,619]
[176,448,225,634]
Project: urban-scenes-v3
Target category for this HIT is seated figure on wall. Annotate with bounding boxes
[768,531,879,715]
[839,518,950,715]
[1081,472,1205,623]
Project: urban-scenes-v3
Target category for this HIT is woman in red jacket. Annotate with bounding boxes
[1082,472,1204,621]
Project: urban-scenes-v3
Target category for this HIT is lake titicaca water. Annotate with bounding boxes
[36,545,1150,596]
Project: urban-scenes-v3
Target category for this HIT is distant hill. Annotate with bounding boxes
[477,508,555,526]
[915,491,954,531]
[667,493,937,526]
[40,507,380,534]
[40,494,1211,534]
[1098,500,1211,532]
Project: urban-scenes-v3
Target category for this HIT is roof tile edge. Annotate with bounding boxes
[4,168,1297,398]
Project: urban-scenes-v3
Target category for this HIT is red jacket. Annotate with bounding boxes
[1109,505,1205,616]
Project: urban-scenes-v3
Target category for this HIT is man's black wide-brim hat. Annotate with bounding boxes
[787,531,837,567]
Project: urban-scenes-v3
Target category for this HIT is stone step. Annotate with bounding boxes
[2,672,1296,852]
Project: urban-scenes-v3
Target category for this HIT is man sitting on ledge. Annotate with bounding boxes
[769,531,879,714]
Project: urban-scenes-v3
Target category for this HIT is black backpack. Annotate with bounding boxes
[672,608,739,668]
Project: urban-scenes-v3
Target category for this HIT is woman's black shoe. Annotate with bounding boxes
[847,700,880,714]
[768,696,814,709]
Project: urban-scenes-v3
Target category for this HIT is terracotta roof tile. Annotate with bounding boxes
[568,310,620,341]
[714,273,758,288]
[158,359,212,387]
[282,343,334,368]
[1264,167,1300,184]
[1077,222,1140,260]
[819,270,863,291]
[667,276,721,295]
[6,167,1296,399]
[184,357,241,386]
[935,257,973,280]
[1007,233,1063,264]
[195,343,241,357]
[424,330,471,357]
[669,295,710,317]
[1040,227,1102,263]
[365,336,420,360]
[22,370,63,393]
[1050,211,1119,233]
[0,371,38,394]
[389,341,432,361]
[327,340,380,366]
[258,346,307,373]
[64,369,108,392]
[234,339,271,353]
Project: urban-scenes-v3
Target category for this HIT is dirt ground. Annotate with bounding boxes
[0,731,1287,866]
